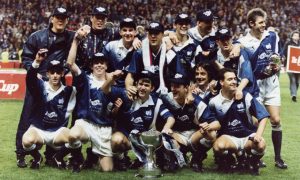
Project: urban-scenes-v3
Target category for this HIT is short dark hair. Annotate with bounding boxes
[194,62,216,82]
[247,8,267,27]
[136,78,154,87]
[218,68,235,81]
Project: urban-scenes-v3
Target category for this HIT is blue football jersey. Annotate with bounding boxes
[239,31,280,79]
[209,92,269,137]
[27,66,77,131]
[103,39,135,87]
[217,48,259,97]
[166,37,199,80]
[162,93,216,131]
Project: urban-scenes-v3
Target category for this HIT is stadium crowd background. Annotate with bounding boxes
[0,0,300,61]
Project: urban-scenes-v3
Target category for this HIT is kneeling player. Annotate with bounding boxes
[160,73,219,172]
[102,70,175,170]
[22,51,77,169]
[210,68,269,175]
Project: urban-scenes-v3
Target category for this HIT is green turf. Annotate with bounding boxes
[0,73,298,179]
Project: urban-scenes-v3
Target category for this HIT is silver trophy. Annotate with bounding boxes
[264,53,281,76]
[136,129,162,178]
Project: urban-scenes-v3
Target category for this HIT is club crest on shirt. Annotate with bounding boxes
[237,102,245,112]
[58,98,64,104]
[266,43,271,49]
[145,110,152,116]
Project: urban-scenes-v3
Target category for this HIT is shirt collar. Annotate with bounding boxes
[245,30,270,42]
[117,39,133,51]
[44,81,64,93]
[132,95,155,111]
[218,90,234,103]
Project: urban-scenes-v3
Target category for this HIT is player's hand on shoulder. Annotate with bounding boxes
[235,89,243,100]
[133,37,142,50]
[126,86,137,101]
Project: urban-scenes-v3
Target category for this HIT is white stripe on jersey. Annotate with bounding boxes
[193,101,207,125]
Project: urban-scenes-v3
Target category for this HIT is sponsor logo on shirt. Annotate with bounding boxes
[91,99,101,106]
[228,119,241,127]
[45,111,58,118]
[132,117,143,124]
[177,115,189,122]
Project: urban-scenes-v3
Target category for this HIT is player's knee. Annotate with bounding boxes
[271,123,282,131]
[213,140,226,153]
[270,116,280,125]
[68,129,81,142]
[22,134,35,148]
[111,133,124,146]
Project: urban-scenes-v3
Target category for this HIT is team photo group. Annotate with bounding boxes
[14,3,291,177]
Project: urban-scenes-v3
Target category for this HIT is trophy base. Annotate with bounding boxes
[135,166,162,178]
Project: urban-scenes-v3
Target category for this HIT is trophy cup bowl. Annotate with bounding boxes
[136,129,162,178]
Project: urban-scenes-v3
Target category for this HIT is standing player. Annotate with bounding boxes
[164,13,200,81]
[210,68,269,175]
[215,27,259,99]
[238,8,287,169]
[125,21,167,99]
[16,7,74,168]
[103,17,137,87]
[281,30,300,102]
[22,53,77,169]
[75,6,118,71]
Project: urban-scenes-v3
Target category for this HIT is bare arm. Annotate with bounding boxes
[161,117,175,134]
[253,118,268,143]
[125,72,137,100]
[101,70,123,94]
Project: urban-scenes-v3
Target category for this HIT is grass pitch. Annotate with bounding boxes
[0,73,299,180]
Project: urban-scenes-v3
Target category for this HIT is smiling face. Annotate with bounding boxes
[136,79,154,101]
[120,27,136,44]
[195,66,210,88]
[174,22,190,36]
[220,71,237,93]
[250,16,266,36]
[197,20,213,36]
[51,15,68,33]
[170,83,187,105]
[90,15,107,30]
[91,60,108,77]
